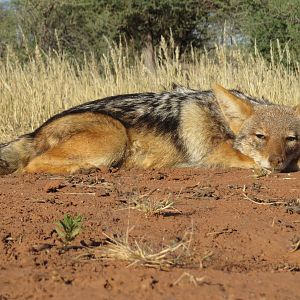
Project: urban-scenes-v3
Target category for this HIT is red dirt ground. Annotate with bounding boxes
[1,168,300,300]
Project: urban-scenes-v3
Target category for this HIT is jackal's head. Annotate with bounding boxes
[213,84,300,172]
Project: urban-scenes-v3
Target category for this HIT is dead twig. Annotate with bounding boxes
[60,192,96,196]
[290,239,300,252]
[199,251,213,268]
[242,186,286,206]
[172,272,206,286]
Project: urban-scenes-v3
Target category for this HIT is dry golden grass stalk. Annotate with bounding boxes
[172,272,206,286]
[129,197,180,216]
[242,185,286,206]
[99,228,193,268]
[289,238,300,252]
[120,189,181,216]
[0,38,299,141]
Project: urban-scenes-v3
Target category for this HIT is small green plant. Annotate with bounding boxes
[55,214,84,243]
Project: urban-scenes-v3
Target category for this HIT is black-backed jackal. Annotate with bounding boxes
[1,84,300,174]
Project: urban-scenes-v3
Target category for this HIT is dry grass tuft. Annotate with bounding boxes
[129,198,178,216]
[98,228,193,269]
[128,191,181,216]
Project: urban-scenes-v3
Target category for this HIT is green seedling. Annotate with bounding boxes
[55,214,84,243]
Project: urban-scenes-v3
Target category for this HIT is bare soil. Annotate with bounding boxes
[1,168,300,300]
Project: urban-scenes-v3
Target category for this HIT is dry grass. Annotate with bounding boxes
[0,38,299,141]
[129,198,178,216]
[290,238,300,252]
[97,228,193,269]
[125,189,180,216]
[172,272,206,286]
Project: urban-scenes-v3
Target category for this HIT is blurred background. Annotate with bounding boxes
[0,0,299,63]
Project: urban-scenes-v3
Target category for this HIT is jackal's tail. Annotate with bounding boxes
[0,135,35,175]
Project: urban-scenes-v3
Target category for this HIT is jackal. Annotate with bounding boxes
[0,84,300,174]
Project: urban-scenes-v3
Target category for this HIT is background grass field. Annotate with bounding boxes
[0,39,299,142]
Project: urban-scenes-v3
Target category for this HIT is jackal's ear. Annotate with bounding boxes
[212,84,254,134]
[294,104,300,116]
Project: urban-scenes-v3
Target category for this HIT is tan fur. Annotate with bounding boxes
[212,84,253,134]
[32,113,126,152]
[180,101,225,162]
[1,84,300,174]
[24,114,184,173]
[25,113,128,174]
[294,104,300,115]
[206,141,255,168]
[228,106,300,172]
[124,129,184,168]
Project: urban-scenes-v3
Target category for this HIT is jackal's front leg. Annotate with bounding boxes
[206,141,256,169]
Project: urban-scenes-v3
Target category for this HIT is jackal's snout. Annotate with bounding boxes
[268,154,285,171]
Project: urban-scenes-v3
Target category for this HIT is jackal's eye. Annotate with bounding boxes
[255,133,265,140]
[286,136,297,142]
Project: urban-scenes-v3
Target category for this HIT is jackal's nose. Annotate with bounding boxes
[269,155,284,168]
